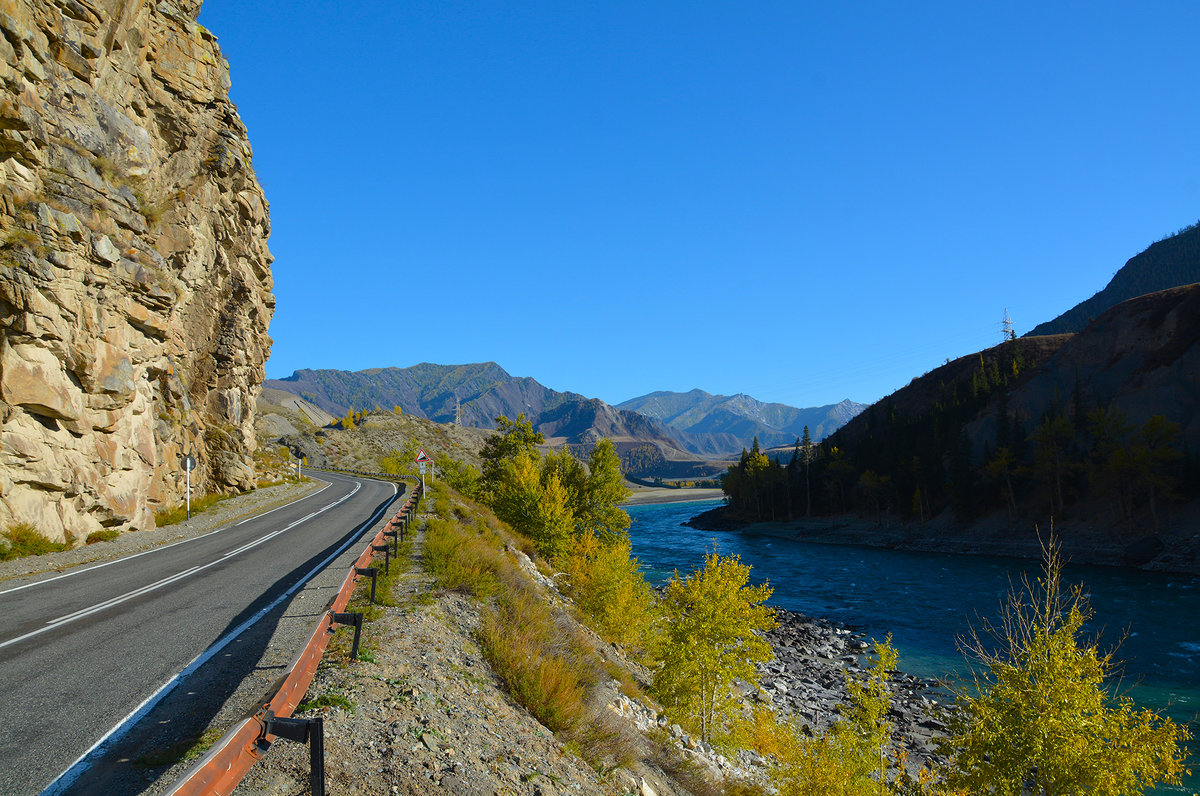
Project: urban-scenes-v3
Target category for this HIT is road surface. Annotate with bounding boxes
[0,471,398,795]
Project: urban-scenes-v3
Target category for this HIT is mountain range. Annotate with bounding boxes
[617,390,865,456]
[264,364,864,467]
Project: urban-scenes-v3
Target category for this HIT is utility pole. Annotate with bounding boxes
[1002,308,1015,341]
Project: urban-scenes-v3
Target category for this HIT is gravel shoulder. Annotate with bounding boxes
[0,478,325,585]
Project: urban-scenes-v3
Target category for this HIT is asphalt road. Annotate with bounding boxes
[0,471,399,796]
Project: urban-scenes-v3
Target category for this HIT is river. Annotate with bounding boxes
[626,499,1199,794]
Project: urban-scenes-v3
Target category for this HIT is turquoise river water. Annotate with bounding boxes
[626,499,1199,794]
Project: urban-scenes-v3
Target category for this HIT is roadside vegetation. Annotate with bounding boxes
[400,414,1192,794]
[0,522,74,560]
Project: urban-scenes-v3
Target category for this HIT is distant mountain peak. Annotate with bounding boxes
[617,389,866,457]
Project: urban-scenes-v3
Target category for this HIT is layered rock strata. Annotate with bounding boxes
[0,0,273,540]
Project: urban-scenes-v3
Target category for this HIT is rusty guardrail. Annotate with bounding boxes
[164,480,424,796]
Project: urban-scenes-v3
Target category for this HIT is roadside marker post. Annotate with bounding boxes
[182,454,197,519]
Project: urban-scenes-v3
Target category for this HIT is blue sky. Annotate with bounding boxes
[197,1,1198,409]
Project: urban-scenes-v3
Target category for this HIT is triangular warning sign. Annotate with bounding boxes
[415,449,432,463]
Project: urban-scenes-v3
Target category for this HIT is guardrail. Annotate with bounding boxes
[164,479,424,796]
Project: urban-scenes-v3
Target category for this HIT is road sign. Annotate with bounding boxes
[182,455,197,472]
[415,449,432,464]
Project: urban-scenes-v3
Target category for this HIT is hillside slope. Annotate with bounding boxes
[1028,222,1200,337]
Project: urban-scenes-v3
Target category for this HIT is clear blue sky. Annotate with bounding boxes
[197,1,1198,409]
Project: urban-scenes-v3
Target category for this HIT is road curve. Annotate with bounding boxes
[0,471,399,796]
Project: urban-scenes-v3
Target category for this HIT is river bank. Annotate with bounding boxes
[685,504,1200,576]
[623,485,724,506]
[757,607,949,775]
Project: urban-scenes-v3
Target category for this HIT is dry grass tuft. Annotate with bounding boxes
[0,522,74,560]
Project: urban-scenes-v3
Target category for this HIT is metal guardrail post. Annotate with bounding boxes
[384,528,398,555]
[372,543,390,575]
[354,566,378,603]
[330,611,363,660]
[261,713,325,796]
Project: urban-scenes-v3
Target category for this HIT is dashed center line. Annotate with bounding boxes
[0,484,361,652]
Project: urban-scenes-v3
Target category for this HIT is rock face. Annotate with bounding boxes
[0,0,273,541]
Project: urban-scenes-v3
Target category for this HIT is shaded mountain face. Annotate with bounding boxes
[618,389,866,456]
[980,284,1200,450]
[1027,223,1200,337]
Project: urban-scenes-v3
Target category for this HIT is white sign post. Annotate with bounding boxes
[182,454,197,519]
[415,449,432,493]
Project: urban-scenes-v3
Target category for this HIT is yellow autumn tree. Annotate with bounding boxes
[655,552,775,742]
[562,529,654,653]
[945,540,1191,795]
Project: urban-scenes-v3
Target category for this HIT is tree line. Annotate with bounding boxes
[724,341,1199,528]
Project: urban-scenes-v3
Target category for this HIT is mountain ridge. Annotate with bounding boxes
[618,389,866,454]
[265,363,865,468]
[1027,222,1200,337]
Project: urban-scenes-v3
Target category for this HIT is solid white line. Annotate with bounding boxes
[0,480,334,598]
[0,482,363,652]
[41,482,400,796]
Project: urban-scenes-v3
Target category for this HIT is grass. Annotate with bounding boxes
[2,227,42,253]
[296,692,354,714]
[154,492,232,527]
[133,726,225,770]
[0,523,73,561]
[85,529,120,545]
[422,484,637,770]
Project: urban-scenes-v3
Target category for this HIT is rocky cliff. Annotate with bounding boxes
[0,0,273,541]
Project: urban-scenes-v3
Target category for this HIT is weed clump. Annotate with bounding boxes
[154,492,231,527]
[0,522,73,560]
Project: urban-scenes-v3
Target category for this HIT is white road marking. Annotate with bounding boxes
[0,480,334,598]
[40,478,400,796]
[0,483,362,652]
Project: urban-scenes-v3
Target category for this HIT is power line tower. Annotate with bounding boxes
[1002,308,1016,341]
[454,395,461,426]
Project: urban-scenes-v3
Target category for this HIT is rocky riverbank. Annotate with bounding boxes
[756,608,950,774]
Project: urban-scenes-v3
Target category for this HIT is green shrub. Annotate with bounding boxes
[85,529,120,545]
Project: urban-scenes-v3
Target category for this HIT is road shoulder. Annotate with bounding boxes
[0,479,326,585]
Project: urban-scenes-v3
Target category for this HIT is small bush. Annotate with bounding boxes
[296,692,354,713]
[86,529,120,545]
[2,227,41,252]
[154,492,230,527]
[0,523,73,560]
